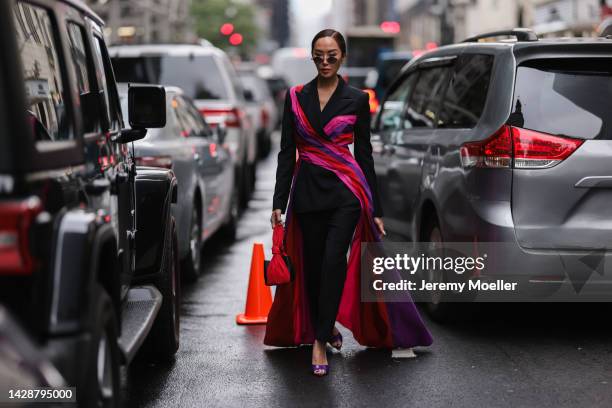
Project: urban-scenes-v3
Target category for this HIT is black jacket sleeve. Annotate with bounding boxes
[272,89,296,214]
[354,92,384,217]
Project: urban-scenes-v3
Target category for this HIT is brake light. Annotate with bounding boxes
[199,107,243,128]
[460,126,583,169]
[460,126,512,168]
[513,127,583,169]
[261,107,269,128]
[136,156,173,169]
[0,197,41,275]
[364,89,379,114]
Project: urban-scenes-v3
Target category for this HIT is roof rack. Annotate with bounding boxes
[463,28,538,43]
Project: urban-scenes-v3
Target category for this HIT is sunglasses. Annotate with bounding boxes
[312,54,339,65]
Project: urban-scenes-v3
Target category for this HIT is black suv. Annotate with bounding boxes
[0,0,180,405]
[371,29,612,319]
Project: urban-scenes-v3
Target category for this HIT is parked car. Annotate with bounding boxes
[237,65,278,158]
[109,44,257,209]
[271,47,317,87]
[119,84,237,281]
[365,50,413,103]
[371,29,612,320]
[0,1,180,406]
[255,65,288,130]
[340,66,379,114]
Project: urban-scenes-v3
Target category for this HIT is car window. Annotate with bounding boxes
[239,73,272,101]
[438,54,493,129]
[183,97,212,137]
[92,36,121,131]
[66,22,99,133]
[173,96,206,138]
[14,2,73,143]
[379,73,417,131]
[111,54,230,100]
[512,58,612,140]
[405,66,452,128]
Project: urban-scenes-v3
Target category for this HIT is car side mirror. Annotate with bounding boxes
[243,89,254,102]
[114,85,166,144]
[128,84,166,129]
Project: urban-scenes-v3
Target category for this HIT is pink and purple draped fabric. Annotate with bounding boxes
[263,85,433,348]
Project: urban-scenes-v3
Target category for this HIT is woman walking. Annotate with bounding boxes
[265,29,433,376]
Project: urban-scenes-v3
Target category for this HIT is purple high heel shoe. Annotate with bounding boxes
[329,331,343,351]
[311,364,329,376]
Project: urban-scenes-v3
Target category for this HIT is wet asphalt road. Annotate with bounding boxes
[123,132,612,408]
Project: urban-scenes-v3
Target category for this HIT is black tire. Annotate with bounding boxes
[79,284,121,408]
[248,162,256,196]
[139,217,180,361]
[420,216,459,322]
[219,186,239,243]
[419,216,479,323]
[238,163,249,210]
[181,202,202,282]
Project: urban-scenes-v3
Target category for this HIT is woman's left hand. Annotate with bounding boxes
[373,217,386,236]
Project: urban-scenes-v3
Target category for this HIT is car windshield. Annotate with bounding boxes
[238,73,270,101]
[273,56,316,86]
[513,58,612,140]
[112,55,230,100]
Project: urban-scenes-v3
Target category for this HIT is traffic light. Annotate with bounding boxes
[220,23,234,36]
[229,33,243,46]
[380,21,400,34]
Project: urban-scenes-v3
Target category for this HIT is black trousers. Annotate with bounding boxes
[296,202,361,342]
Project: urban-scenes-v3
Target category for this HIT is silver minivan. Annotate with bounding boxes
[110,44,257,209]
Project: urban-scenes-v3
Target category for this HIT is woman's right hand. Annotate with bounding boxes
[270,209,283,228]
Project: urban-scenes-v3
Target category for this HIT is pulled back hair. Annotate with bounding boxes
[311,29,347,57]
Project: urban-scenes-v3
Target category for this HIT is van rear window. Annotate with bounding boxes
[111,55,230,100]
[512,58,612,140]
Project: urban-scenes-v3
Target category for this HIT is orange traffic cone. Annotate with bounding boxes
[236,243,273,325]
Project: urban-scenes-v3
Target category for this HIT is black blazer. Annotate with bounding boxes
[272,74,383,217]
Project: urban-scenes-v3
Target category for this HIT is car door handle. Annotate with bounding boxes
[575,176,612,188]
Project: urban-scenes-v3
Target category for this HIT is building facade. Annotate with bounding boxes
[86,0,193,45]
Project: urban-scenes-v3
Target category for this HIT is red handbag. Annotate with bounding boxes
[264,223,294,286]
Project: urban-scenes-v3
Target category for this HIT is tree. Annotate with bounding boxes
[191,0,259,57]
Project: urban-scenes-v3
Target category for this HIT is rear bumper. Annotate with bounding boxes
[439,198,612,300]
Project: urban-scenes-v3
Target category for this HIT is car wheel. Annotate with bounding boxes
[421,216,477,323]
[181,203,202,282]
[219,187,238,242]
[248,162,256,195]
[238,163,249,210]
[421,217,456,322]
[80,285,121,408]
[139,217,180,361]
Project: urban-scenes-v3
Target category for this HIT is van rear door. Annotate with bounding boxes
[511,57,612,250]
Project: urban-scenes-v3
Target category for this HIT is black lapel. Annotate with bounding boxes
[296,77,327,139]
[296,75,353,139]
[319,75,353,126]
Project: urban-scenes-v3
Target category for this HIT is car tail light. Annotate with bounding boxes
[261,107,269,128]
[460,126,512,168]
[512,127,583,169]
[460,126,583,169]
[0,197,41,275]
[199,107,243,128]
[136,156,173,169]
[364,89,379,114]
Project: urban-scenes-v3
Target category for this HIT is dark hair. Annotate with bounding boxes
[311,29,347,57]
